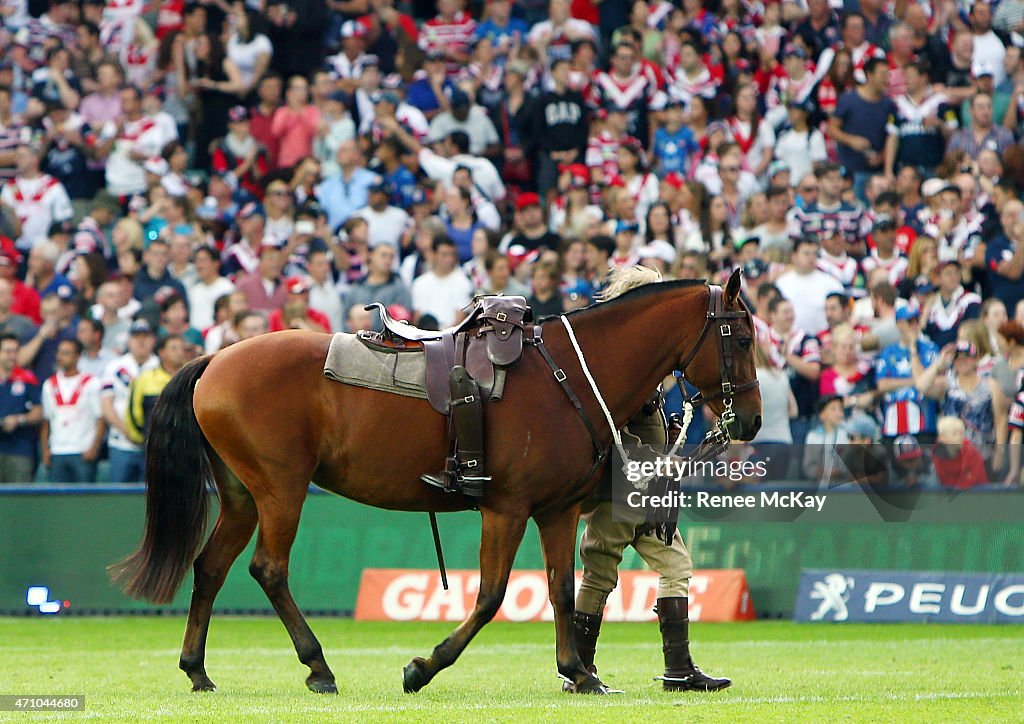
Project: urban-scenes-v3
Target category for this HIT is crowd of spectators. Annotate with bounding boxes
[1,0,1024,488]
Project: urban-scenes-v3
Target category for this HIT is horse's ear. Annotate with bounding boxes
[725,268,742,306]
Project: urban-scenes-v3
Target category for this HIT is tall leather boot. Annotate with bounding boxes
[573,610,602,673]
[656,597,731,692]
[562,610,602,692]
[449,366,490,497]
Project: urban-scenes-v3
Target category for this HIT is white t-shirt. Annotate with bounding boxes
[774,269,845,335]
[417,149,506,202]
[973,31,1008,86]
[428,106,500,156]
[411,269,473,328]
[310,278,344,332]
[42,372,104,455]
[188,276,236,330]
[773,128,828,188]
[751,367,793,444]
[227,33,273,88]
[0,174,73,251]
[78,349,117,378]
[353,205,411,249]
[101,353,159,452]
[100,116,164,196]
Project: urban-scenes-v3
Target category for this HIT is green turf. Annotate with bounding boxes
[1,618,1022,722]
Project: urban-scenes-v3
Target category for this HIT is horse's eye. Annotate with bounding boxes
[738,337,752,350]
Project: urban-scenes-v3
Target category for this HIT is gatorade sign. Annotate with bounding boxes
[354,569,754,622]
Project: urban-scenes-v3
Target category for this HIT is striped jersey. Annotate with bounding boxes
[419,12,477,75]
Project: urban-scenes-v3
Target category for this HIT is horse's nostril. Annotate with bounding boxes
[751,415,762,436]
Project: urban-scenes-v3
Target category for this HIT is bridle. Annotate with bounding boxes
[532,282,759,476]
[674,285,760,452]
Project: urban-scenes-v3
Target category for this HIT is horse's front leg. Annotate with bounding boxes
[403,509,527,692]
[535,504,609,694]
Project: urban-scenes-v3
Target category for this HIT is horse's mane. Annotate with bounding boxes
[537,278,707,324]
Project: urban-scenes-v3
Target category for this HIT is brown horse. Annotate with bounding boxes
[111,270,761,696]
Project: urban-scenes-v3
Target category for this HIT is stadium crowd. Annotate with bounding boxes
[1,0,1024,487]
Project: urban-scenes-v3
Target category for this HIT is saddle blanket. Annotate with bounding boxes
[322,333,506,404]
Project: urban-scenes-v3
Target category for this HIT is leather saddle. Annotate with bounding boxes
[358,295,533,497]
[358,295,532,414]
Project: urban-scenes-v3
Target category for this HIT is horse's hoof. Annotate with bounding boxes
[403,657,430,693]
[572,674,617,695]
[306,676,338,694]
[190,680,216,693]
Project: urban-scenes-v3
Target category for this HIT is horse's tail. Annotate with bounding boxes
[109,355,214,603]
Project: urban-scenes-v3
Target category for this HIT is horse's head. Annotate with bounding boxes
[678,269,762,441]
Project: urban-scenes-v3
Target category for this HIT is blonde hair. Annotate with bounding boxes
[937,416,965,440]
[959,319,994,357]
[754,342,776,370]
[906,235,937,278]
[113,218,144,251]
[596,265,662,301]
[830,323,855,346]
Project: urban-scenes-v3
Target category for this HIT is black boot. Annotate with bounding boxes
[656,597,731,692]
[562,610,602,692]
[422,367,490,497]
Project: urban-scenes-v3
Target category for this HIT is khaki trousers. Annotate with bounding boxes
[576,499,693,615]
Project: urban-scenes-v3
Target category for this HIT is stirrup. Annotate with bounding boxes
[421,471,456,492]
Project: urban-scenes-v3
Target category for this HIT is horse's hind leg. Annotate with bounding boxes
[403,509,527,693]
[536,506,608,694]
[248,485,337,694]
[179,458,258,692]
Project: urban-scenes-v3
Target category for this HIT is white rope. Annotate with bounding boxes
[560,316,625,456]
[667,396,695,458]
[559,316,697,489]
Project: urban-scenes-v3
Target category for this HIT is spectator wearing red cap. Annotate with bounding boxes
[268,276,331,333]
[503,192,561,253]
[550,165,601,238]
[235,238,289,313]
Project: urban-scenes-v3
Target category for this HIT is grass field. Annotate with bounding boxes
[1,618,1022,722]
